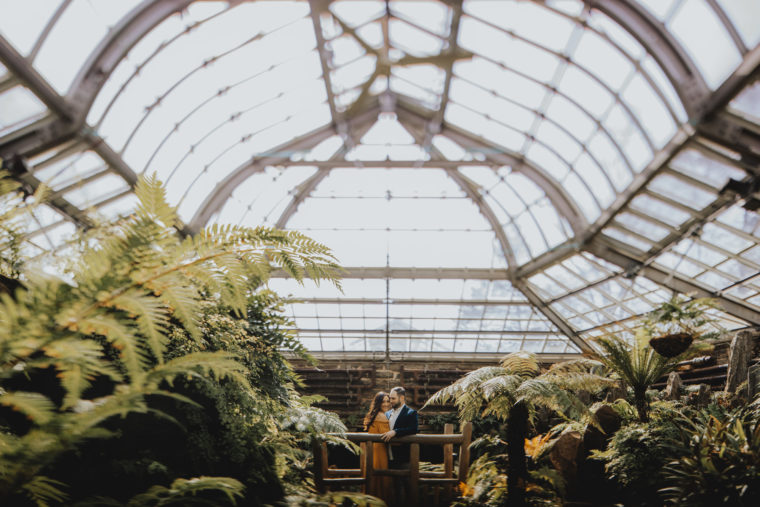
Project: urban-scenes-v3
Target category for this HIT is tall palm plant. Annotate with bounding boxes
[423,352,611,507]
[592,332,680,423]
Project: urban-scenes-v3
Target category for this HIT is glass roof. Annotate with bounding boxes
[1,0,759,357]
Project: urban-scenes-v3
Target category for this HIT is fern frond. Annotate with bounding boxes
[109,291,170,363]
[144,351,251,391]
[19,475,68,507]
[499,351,540,377]
[127,476,244,506]
[0,391,55,424]
[78,315,150,377]
[39,338,122,409]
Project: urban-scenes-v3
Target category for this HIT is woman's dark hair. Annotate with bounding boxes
[363,391,389,430]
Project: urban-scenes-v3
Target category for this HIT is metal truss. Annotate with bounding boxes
[1,0,759,346]
[271,266,510,280]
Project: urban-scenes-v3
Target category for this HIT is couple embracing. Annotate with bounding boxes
[363,386,418,507]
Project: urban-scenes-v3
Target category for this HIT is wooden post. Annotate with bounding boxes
[311,439,325,493]
[365,437,374,495]
[409,443,420,506]
[443,423,454,501]
[359,442,366,478]
[457,422,473,484]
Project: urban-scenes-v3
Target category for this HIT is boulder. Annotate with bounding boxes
[687,383,711,406]
[663,372,682,400]
[550,430,584,484]
[583,404,622,452]
[725,330,757,394]
[605,381,627,402]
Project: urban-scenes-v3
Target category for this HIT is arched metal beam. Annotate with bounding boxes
[588,0,710,118]
[67,0,195,118]
[274,119,376,229]
[187,124,336,233]
[394,98,589,237]
[186,99,383,232]
[448,168,591,352]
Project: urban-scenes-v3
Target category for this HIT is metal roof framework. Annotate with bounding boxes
[1,0,760,356]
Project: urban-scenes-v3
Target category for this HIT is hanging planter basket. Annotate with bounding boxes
[649,332,693,358]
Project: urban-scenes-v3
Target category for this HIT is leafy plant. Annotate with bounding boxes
[592,334,681,422]
[0,173,342,505]
[590,402,686,506]
[642,295,722,339]
[660,406,760,506]
[424,352,611,506]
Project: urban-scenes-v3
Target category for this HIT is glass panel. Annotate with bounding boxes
[572,29,633,90]
[717,0,760,48]
[0,86,46,134]
[700,222,753,254]
[0,0,63,55]
[214,166,317,227]
[615,212,670,242]
[465,1,575,52]
[330,1,385,27]
[668,0,742,90]
[390,1,450,37]
[35,0,142,93]
[629,194,692,226]
[388,18,444,57]
[730,81,760,124]
[648,174,716,209]
[621,73,675,149]
[603,227,653,252]
[669,148,746,189]
[32,151,106,190]
[61,173,130,209]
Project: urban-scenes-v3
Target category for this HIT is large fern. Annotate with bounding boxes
[424,352,611,506]
[0,174,342,505]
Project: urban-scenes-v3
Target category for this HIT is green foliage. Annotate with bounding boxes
[590,403,686,505]
[0,174,343,505]
[426,353,611,507]
[0,168,41,279]
[125,476,245,506]
[283,491,387,506]
[660,406,760,506]
[423,352,611,425]
[592,334,680,422]
[642,295,723,339]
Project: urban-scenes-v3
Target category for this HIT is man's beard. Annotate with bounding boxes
[392,400,401,409]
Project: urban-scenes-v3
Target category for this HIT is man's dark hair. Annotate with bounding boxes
[390,386,406,398]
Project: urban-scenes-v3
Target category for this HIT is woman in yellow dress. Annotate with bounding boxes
[363,391,393,505]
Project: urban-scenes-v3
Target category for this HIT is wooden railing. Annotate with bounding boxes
[313,422,473,506]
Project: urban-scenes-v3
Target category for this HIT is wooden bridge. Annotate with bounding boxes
[314,422,473,507]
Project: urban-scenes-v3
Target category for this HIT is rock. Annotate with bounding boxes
[687,384,711,406]
[663,372,682,400]
[576,390,592,405]
[749,364,760,399]
[583,404,622,452]
[550,430,583,484]
[725,330,757,394]
[605,381,627,402]
[593,404,621,435]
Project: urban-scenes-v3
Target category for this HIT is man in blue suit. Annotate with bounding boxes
[382,386,418,506]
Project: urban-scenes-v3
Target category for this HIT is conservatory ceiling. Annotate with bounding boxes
[1,0,760,358]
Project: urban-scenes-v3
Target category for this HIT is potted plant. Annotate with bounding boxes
[643,295,723,358]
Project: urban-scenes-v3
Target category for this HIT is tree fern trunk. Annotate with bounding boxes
[634,387,649,423]
[507,400,529,507]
